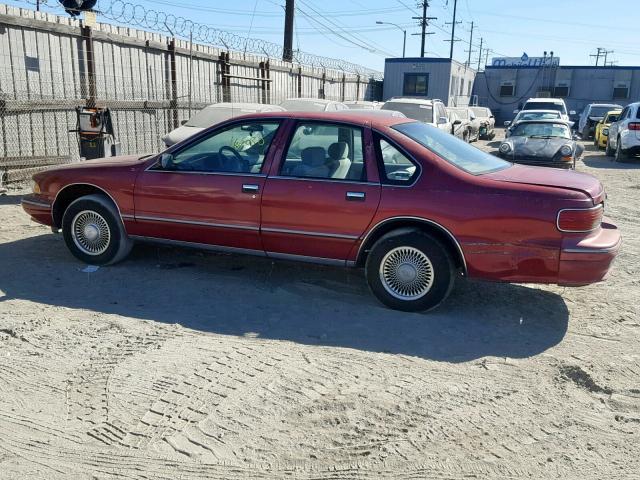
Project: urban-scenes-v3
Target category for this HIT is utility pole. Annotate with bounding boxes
[476,37,483,71]
[484,48,491,68]
[445,0,461,60]
[464,21,474,67]
[590,47,605,66]
[283,0,294,62]
[412,1,437,57]
[603,49,614,66]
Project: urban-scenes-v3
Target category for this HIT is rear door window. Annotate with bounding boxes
[374,135,420,185]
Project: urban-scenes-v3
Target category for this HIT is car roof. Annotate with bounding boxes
[206,102,283,111]
[281,98,337,104]
[517,109,561,114]
[525,98,565,103]
[513,119,571,125]
[230,110,415,128]
[588,103,622,107]
[385,97,435,105]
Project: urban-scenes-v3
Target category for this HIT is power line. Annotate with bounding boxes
[411,1,437,58]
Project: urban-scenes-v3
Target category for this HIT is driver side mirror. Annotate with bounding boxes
[438,116,449,125]
[180,119,188,126]
[159,153,174,170]
[453,119,462,126]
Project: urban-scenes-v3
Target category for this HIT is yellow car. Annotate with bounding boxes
[594,109,622,149]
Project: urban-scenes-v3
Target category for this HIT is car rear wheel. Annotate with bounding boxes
[365,230,455,312]
[615,138,628,162]
[62,194,133,265]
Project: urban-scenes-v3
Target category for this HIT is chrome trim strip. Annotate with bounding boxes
[556,204,603,233]
[261,227,359,240]
[267,251,347,267]
[143,165,267,178]
[129,235,266,257]
[53,183,126,228]
[356,216,467,273]
[563,247,617,254]
[21,198,51,209]
[267,175,379,186]
[121,214,135,220]
[135,215,260,231]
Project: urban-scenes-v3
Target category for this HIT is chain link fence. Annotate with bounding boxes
[0,4,382,187]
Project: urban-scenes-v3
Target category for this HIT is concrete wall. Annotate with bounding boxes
[383,58,476,107]
[473,65,640,123]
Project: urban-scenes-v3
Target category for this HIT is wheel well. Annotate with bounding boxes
[52,184,116,229]
[357,219,466,273]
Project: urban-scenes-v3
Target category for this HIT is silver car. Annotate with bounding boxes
[280,98,348,112]
[162,103,285,147]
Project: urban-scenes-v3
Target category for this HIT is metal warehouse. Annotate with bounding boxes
[383,57,477,107]
[473,61,640,123]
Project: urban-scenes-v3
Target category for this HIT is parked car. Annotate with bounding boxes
[343,100,382,110]
[578,103,623,139]
[447,107,480,142]
[470,106,495,139]
[515,98,575,122]
[447,111,469,141]
[504,110,563,138]
[339,109,406,118]
[22,112,619,312]
[161,103,285,147]
[280,98,348,112]
[380,97,452,133]
[594,109,622,150]
[498,119,583,169]
[606,101,640,161]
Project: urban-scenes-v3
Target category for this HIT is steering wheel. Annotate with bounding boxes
[218,146,250,172]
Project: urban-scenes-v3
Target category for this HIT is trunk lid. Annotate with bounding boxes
[484,164,604,202]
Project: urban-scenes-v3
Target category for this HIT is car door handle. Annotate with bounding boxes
[242,184,260,194]
[346,191,366,201]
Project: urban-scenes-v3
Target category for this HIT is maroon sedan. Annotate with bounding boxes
[22,111,620,311]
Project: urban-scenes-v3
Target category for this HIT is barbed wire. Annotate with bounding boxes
[11,0,383,78]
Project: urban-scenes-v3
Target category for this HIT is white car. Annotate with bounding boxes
[515,98,575,122]
[447,107,481,142]
[280,98,348,112]
[606,101,640,162]
[162,103,285,147]
[343,100,382,110]
[504,109,563,138]
[470,106,495,139]
[380,97,452,132]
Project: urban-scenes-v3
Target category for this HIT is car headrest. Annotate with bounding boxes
[301,147,326,167]
[328,142,349,160]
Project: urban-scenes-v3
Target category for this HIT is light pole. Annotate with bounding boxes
[376,21,406,58]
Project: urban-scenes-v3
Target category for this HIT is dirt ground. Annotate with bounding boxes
[0,132,638,479]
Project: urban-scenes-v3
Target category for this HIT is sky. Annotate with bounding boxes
[7,0,640,72]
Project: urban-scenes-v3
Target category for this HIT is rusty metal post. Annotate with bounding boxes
[168,39,178,130]
[259,60,266,104]
[82,25,96,108]
[320,69,326,99]
[219,52,231,103]
[297,66,302,98]
[341,72,346,102]
[265,60,271,105]
[356,74,361,100]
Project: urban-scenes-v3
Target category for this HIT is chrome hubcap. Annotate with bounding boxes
[71,210,111,256]
[379,246,434,300]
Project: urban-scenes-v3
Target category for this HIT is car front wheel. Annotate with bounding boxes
[615,138,628,162]
[365,230,456,312]
[62,194,133,265]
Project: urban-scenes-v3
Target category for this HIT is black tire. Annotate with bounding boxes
[462,131,468,143]
[593,134,599,148]
[365,230,456,312]
[615,138,628,163]
[62,194,133,265]
[605,137,614,157]
[582,126,590,140]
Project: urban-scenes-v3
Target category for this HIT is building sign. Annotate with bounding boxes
[491,53,560,67]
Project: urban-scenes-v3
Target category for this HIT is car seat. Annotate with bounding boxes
[292,147,329,177]
[327,142,351,179]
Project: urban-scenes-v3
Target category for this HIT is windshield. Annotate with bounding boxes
[382,102,433,123]
[185,106,255,128]
[511,122,571,139]
[523,102,565,114]
[516,111,561,121]
[590,106,620,117]
[471,107,489,118]
[280,100,328,112]
[605,113,620,123]
[393,121,511,175]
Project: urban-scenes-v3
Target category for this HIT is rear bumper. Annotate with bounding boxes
[21,195,53,227]
[558,220,621,286]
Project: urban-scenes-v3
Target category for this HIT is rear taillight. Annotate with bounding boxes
[628,122,640,131]
[557,205,603,232]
